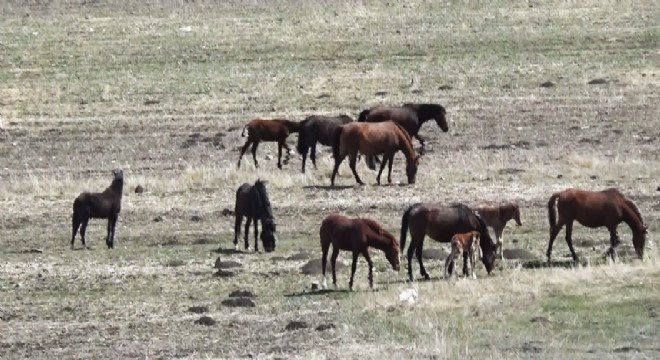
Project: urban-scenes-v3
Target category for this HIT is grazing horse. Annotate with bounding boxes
[474,203,522,260]
[320,213,400,291]
[444,231,481,280]
[296,114,353,173]
[547,188,648,263]
[330,121,420,186]
[400,203,497,281]
[237,118,302,169]
[233,179,277,253]
[71,169,124,250]
[358,103,448,169]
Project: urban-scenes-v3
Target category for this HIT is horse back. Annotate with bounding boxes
[320,213,363,251]
[413,204,481,243]
[366,107,418,135]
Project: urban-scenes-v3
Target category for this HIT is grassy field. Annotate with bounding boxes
[1,0,659,358]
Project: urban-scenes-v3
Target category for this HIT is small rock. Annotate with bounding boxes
[188,306,209,314]
[190,215,202,222]
[228,290,255,298]
[557,174,563,179]
[134,185,145,194]
[588,78,608,85]
[438,85,452,90]
[214,270,236,278]
[656,186,660,192]
[285,320,308,331]
[194,316,216,326]
[214,258,242,269]
[153,215,164,222]
[221,297,256,308]
[539,81,555,88]
[374,91,388,96]
[530,316,551,324]
[23,248,43,254]
[590,175,599,180]
[315,323,336,331]
[221,208,234,216]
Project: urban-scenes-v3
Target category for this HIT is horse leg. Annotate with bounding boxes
[470,246,478,280]
[282,141,292,163]
[237,139,252,168]
[234,214,243,251]
[606,226,621,262]
[495,227,504,261]
[564,221,579,263]
[444,247,457,280]
[243,217,252,251]
[349,251,359,291]
[253,220,259,252]
[386,154,394,184]
[310,141,318,169]
[251,141,259,168]
[80,218,89,249]
[406,240,416,282]
[415,240,430,280]
[106,215,116,249]
[71,214,82,250]
[362,249,374,289]
[331,247,340,288]
[348,152,364,185]
[321,243,330,289]
[462,251,469,277]
[547,219,566,263]
[376,153,389,185]
[277,141,283,169]
[415,134,426,155]
[330,155,345,187]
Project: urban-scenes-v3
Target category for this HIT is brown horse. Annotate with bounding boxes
[237,118,301,169]
[474,203,522,260]
[547,188,648,263]
[233,179,276,253]
[320,213,400,291]
[296,114,353,173]
[358,103,448,169]
[444,231,481,280]
[400,203,497,281]
[330,121,420,186]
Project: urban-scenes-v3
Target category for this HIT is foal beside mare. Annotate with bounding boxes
[444,231,481,280]
[71,168,124,250]
[474,203,522,260]
[237,118,301,169]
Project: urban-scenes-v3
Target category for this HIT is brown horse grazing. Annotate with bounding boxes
[233,179,277,253]
[400,203,497,281]
[444,231,481,280]
[474,203,522,260]
[296,114,353,173]
[547,188,648,263]
[330,121,420,186]
[320,213,401,291]
[237,118,302,169]
[358,103,448,169]
[71,169,124,250]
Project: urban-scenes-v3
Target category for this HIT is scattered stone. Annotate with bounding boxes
[499,168,526,175]
[588,78,608,85]
[411,89,423,94]
[286,252,312,261]
[317,93,331,99]
[22,248,43,254]
[438,85,453,90]
[285,320,308,331]
[143,99,160,105]
[190,215,202,222]
[557,174,563,179]
[656,186,660,192]
[153,215,164,222]
[165,259,186,267]
[315,323,336,331]
[214,258,242,269]
[214,270,236,278]
[539,81,555,88]
[221,208,234,216]
[374,91,388,96]
[590,175,599,180]
[530,316,551,324]
[229,290,256,298]
[134,185,145,194]
[194,316,216,326]
[188,306,209,314]
[221,297,256,308]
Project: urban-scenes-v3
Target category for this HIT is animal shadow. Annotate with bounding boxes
[521,259,580,269]
[284,289,351,298]
[303,185,355,191]
[212,247,245,255]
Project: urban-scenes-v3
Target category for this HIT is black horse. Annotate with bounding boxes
[358,103,448,169]
[296,114,353,173]
[71,169,124,250]
[233,179,277,252]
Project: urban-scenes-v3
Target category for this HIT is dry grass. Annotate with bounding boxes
[1,0,659,359]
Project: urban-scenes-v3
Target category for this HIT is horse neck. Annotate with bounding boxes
[110,179,124,195]
[415,104,435,122]
[366,233,392,251]
[622,203,645,235]
[285,121,300,132]
[255,188,274,220]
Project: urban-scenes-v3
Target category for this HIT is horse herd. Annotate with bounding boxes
[69,102,651,290]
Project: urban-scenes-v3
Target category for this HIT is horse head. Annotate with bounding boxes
[435,106,449,132]
[510,204,523,226]
[260,218,277,253]
[383,233,401,271]
[405,155,420,184]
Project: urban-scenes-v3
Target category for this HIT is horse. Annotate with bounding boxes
[474,203,522,260]
[233,179,277,253]
[358,103,448,169]
[547,188,648,263]
[71,168,124,250]
[237,118,302,169]
[320,213,400,291]
[400,203,497,281]
[330,121,420,186]
[296,114,353,173]
[444,231,481,280]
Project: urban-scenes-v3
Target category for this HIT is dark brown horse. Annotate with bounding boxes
[320,213,400,290]
[233,179,277,253]
[330,121,420,186]
[444,231,481,280]
[400,203,496,281]
[71,169,124,250]
[474,203,522,260]
[296,114,353,173]
[358,103,448,169]
[237,118,301,169]
[547,188,648,263]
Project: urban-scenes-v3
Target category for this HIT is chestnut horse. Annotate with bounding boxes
[474,203,522,260]
[444,231,481,280]
[330,121,420,186]
[296,114,353,173]
[320,213,400,291]
[400,203,497,281]
[237,118,301,169]
[358,103,448,169]
[547,188,648,263]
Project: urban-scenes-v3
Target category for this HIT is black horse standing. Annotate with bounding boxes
[233,179,277,252]
[358,103,448,169]
[296,114,353,173]
[71,168,124,250]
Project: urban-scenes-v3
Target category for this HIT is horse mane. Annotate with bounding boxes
[623,197,646,230]
[253,179,274,220]
[390,121,415,153]
[361,218,398,247]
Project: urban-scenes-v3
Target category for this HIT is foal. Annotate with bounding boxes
[237,118,301,169]
[444,231,481,280]
[233,179,277,253]
[473,203,522,260]
[71,169,124,250]
[320,213,400,291]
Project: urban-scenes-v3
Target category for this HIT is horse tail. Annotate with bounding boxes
[400,205,414,252]
[332,126,343,160]
[296,118,311,155]
[357,109,370,122]
[547,192,560,232]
